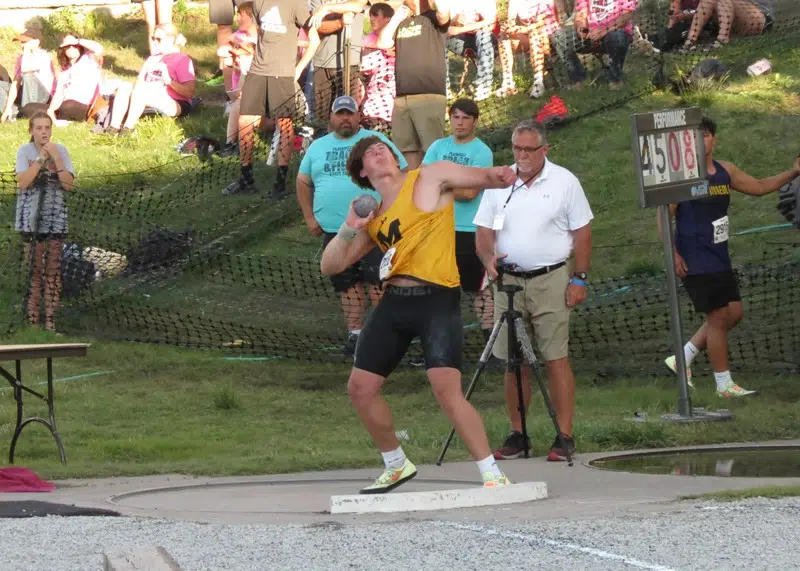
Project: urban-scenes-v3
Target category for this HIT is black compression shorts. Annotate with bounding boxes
[354,285,463,376]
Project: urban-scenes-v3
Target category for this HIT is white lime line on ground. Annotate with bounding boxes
[438,521,678,571]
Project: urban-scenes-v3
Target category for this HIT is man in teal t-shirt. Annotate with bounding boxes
[297,95,407,357]
[422,98,495,347]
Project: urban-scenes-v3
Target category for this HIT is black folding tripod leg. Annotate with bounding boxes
[506,312,531,459]
[436,314,507,466]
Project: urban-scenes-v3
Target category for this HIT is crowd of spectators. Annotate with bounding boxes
[0,0,778,335]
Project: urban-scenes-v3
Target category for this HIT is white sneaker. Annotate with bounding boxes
[717,381,756,398]
[664,355,694,389]
[529,78,545,99]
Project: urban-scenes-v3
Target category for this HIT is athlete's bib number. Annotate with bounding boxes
[379,247,396,280]
[712,216,729,244]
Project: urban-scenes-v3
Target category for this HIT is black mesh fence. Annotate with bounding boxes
[0,0,798,377]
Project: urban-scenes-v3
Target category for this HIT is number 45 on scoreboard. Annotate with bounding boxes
[631,107,709,208]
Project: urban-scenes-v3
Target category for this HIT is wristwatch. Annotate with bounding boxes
[572,272,588,281]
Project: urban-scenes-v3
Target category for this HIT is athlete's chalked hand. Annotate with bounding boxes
[354,194,379,218]
[345,197,377,230]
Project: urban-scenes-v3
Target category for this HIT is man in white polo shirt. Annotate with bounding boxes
[473,119,593,462]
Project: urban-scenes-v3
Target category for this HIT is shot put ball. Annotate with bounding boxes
[354,194,379,218]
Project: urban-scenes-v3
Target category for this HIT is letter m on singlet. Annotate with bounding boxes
[377,218,402,249]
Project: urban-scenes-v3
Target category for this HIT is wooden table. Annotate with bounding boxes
[1,344,89,464]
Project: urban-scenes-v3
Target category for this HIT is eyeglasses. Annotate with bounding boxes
[512,144,546,154]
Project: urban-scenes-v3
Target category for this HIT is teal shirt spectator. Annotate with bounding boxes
[298,129,407,233]
[422,136,494,232]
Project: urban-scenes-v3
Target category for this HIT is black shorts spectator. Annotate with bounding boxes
[455,231,486,293]
[322,232,383,292]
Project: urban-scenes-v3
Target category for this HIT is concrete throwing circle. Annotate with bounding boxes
[107,478,477,515]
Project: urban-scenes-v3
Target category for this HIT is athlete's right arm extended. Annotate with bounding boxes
[424,161,516,198]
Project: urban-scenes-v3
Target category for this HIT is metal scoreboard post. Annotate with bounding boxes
[631,107,709,208]
[629,107,732,424]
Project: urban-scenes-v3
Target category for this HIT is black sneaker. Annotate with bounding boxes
[270,167,288,200]
[270,179,287,200]
[493,431,531,460]
[343,332,359,358]
[547,435,576,462]
[222,176,256,196]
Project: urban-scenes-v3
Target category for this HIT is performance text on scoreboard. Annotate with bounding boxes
[631,107,710,208]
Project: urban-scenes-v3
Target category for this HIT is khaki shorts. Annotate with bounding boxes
[391,94,446,153]
[491,264,571,362]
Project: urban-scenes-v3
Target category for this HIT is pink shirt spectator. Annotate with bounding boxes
[54,54,102,106]
[14,51,56,96]
[230,30,256,90]
[360,33,395,124]
[141,52,195,102]
[514,0,560,37]
[575,0,637,36]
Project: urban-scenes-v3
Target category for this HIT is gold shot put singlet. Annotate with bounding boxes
[365,169,460,288]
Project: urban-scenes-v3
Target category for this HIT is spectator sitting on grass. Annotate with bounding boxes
[496,0,565,99]
[102,24,196,137]
[681,0,774,51]
[552,0,638,90]
[446,0,497,102]
[1,28,56,123]
[46,35,105,125]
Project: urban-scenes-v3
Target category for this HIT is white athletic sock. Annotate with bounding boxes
[381,446,407,470]
[477,455,503,478]
[349,329,361,336]
[684,342,699,366]
[714,370,732,391]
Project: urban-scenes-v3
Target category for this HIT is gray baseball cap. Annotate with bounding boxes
[331,95,358,114]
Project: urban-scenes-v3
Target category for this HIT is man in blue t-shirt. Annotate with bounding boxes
[660,116,800,397]
[297,95,407,356]
[423,98,495,346]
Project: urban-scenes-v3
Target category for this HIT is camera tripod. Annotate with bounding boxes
[436,263,574,467]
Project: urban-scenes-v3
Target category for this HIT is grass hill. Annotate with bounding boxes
[0,1,797,480]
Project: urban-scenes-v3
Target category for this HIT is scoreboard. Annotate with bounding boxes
[631,107,709,208]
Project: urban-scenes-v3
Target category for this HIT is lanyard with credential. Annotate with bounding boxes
[501,168,542,211]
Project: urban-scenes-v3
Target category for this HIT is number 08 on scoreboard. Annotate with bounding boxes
[631,107,709,208]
